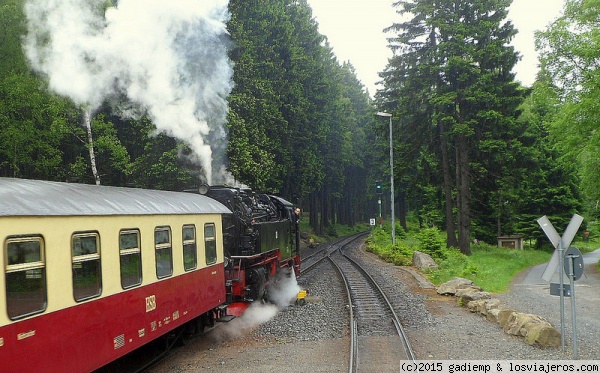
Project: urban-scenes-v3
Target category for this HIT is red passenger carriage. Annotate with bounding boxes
[0,178,229,372]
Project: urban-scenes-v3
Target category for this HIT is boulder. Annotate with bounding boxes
[488,307,515,326]
[436,278,561,347]
[466,298,501,316]
[524,324,561,347]
[483,298,503,312]
[502,312,561,346]
[505,312,533,336]
[456,288,491,303]
[437,277,476,295]
[412,251,439,271]
[466,299,488,313]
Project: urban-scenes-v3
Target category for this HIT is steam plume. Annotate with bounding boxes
[209,268,301,342]
[23,0,233,184]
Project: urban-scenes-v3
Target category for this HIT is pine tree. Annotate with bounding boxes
[379,0,523,254]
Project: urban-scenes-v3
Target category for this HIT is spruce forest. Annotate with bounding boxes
[0,0,596,253]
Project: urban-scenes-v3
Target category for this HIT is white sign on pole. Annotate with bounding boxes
[562,214,584,248]
[537,216,560,248]
[369,218,376,226]
[538,214,584,282]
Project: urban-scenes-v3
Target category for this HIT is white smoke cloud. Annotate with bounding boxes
[209,268,302,342]
[209,302,279,342]
[22,0,233,184]
[266,268,301,308]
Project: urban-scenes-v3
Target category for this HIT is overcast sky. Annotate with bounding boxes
[306,0,566,95]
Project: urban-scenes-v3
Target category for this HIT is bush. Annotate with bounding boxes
[394,222,407,239]
[366,239,413,266]
[372,226,390,243]
[428,247,470,284]
[365,241,380,254]
[416,227,445,259]
[326,224,338,238]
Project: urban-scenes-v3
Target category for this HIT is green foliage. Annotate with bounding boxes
[0,73,80,180]
[0,0,374,210]
[535,0,600,215]
[394,221,407,239]
[371,226,392,244]
[366,239,413,266]
[90,115,131,185]
[227,0,376,232]
[367,225,417,266]
[0,0,28,75]
[427,247,471,284]
[0,0,586,255]
[69,156,89,181]
[326,224,338,238]
[416,227,446,259]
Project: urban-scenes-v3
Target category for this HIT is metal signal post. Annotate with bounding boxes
[376,112,395,245]
[376,181,382,228]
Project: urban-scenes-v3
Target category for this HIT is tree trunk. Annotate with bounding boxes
[497,192,502,237]
[84,110,101,185]
[455,133,472,255]
[398,187,408,231]
[439,120,459,248]
[319,186,328,233]
[309,191,321,235]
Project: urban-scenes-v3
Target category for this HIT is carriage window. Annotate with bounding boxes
[72,232,101,301]
[183,225,197,271]
[204,223,217,265]
[120,229,142,288]
[155,227,172,278]
[5,236,47,320]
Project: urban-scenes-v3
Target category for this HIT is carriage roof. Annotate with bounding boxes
[0,178,231,217]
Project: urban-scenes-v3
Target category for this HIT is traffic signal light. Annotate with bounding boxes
[375,181,382,194]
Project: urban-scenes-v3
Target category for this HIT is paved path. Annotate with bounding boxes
[519,248,600,286]
[499,249,600,359]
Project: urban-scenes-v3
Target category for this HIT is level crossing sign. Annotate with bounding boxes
[537,214,583,281]
[537,213,584,358]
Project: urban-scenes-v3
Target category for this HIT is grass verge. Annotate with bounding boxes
[363,225,599,293]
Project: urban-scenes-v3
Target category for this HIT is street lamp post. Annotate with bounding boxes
[376,112,395,245]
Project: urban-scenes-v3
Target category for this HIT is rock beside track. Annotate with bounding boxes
[438,277,561,347]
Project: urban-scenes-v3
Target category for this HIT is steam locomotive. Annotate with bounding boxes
[0,178,300,372]
[195,184,301,315]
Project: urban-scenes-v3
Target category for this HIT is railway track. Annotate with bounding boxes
[299,234,363,275]
[326,234,415,372]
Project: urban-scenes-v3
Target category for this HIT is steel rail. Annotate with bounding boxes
[341,251,416,362]
[327,250,357,373]
[299,232,366,276]
[326,233,415,372]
